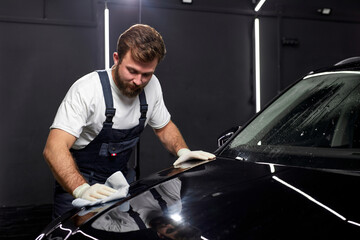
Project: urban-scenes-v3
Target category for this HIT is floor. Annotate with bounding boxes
[0,204,52,240]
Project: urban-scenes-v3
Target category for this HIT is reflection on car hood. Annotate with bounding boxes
[38,158,360,239]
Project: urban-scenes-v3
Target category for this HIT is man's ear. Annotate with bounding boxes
[113,52,119,65]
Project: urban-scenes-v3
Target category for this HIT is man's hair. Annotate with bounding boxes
[117,24,166,64]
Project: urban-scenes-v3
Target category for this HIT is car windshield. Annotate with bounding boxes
[220,71,360,160]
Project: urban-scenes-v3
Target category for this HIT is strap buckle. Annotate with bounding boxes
[105,108,116,123]
[140,104,148,118]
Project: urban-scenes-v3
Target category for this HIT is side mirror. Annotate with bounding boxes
[217,126,241,147]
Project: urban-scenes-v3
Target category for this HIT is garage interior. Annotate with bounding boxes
[1,0,360,238]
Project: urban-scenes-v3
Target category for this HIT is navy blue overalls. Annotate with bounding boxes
[52,70,148,219]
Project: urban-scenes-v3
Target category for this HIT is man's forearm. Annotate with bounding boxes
[44,147,86,194]
[43,129,86,195]
[154,120,188,156]
[155,121,216,166]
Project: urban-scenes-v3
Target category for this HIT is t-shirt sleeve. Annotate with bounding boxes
[147,76,171,129]
[50,76,93,138]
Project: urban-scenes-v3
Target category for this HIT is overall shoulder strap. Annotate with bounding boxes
[138,91,148,130]
[96,70,116,125]
[138,91,148,121]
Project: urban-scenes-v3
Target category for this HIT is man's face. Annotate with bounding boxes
[112,51,158,98]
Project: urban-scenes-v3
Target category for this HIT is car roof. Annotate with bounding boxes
[308,56,360,76]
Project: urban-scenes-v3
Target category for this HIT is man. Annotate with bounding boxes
[43,24,215,218]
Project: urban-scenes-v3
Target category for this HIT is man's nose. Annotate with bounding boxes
[133,74,142,86]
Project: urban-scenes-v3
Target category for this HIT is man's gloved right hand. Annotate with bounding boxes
[72,183,117,201]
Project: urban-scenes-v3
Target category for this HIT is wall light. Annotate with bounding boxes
[317,8,332,15]
[254,0,266,12]
[254,18,261,112]
[181,0,192,4]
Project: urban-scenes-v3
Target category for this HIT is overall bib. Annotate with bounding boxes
[52,70,148,219]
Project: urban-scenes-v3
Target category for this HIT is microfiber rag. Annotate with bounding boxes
[72,171,129,208]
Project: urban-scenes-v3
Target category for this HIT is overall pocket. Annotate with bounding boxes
[99,137,139,157]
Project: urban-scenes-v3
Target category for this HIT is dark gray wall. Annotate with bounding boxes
[1,0,360,206]
[281,18,360,87]
[260,0,360,105]
[0,0,101,206]
[129,4,255,177]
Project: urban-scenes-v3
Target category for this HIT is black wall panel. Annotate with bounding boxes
[281,19,360,88]
[141,8,254,176]
[107,2,255,178]
[0,0,44,19]
[46,0,95,22]
[0,1,100,206]
[259,17,281,107]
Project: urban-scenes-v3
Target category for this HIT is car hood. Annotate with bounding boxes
[38,157,360,239]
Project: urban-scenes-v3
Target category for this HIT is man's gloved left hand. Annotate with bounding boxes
[173,148,216,166]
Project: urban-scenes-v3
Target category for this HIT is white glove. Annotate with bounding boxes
[72,183,117,201]
[173,148,216,166]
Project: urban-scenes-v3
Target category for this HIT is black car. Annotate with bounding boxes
[37,58,360,239]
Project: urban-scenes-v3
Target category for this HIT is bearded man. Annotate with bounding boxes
[43,24,215,219]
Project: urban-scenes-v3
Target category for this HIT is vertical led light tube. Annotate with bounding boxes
[104,2,110,69]
[139,0,142,23]
[254,18,261,112]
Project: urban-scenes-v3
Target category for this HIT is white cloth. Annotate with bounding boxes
[50,69,171,149]
[72,171,130,207]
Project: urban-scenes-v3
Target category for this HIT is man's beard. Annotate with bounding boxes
[114,64,143,98]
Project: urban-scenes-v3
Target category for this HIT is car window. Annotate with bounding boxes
[220,72,360,159]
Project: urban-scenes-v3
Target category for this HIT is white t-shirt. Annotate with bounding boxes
[50,69,171,150]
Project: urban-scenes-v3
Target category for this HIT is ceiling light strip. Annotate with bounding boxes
[255,0,266,12]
